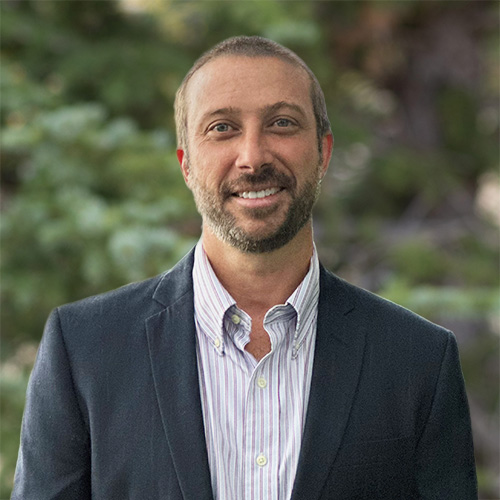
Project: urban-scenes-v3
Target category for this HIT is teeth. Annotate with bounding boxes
[239,188,280,199]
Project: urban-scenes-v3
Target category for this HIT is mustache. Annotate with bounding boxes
[221,165,295,197]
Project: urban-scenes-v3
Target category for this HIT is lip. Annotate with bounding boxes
[234,186,282,199]
[231,187,285,208]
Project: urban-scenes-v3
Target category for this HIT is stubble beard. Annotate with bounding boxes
[189,163,322,254]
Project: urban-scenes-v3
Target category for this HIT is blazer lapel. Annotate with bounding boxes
[145,251,214,500]
[291,266,367,500]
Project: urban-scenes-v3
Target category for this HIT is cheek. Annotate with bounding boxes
[210,149,237,172]
[279,144,321,178]
[188,161,223,194]
[276,133,319,160]
[190,148,235,184]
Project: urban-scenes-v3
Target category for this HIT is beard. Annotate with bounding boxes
[189,163,322,254]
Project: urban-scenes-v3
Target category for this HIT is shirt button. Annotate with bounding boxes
[214,337,221,348]
[256,454,267,467]
[257,377,267,389]
[231,314,241,325]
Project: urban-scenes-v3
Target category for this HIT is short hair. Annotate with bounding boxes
[174,36,331,154]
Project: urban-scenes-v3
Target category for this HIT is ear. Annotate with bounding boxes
[177,148,190,186]
[319,133,334,178]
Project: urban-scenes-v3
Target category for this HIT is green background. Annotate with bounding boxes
[1,1,499,497]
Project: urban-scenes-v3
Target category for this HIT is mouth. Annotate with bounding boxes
[223,166,294,202]
[235,187,283,199]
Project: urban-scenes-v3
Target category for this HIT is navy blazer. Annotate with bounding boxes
[13,249,477,499]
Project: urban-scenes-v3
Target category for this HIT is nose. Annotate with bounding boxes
[235,128,273,172]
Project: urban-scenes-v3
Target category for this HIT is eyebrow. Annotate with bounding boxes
[199,107,240,123]
[263,101,307,119]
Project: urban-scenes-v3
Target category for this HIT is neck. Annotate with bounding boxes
[201,224,314,316]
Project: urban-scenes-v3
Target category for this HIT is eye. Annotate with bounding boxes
[273,118,294,128]
[211,123,232,133]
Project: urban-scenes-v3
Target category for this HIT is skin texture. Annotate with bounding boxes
[177,56,333,359]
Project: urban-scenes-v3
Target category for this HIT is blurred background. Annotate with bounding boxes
[1,0,498,497]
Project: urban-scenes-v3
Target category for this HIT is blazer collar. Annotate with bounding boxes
[151,249,196,308]
[146,248,214,500]
[291,265,366,500]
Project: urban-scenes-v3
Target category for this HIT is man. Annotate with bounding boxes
[13,36,477,499]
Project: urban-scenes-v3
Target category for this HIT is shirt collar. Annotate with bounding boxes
[282,245,320,355]
[192,240,319,356]
[193,242,235,355]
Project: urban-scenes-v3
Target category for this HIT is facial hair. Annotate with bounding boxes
[189,163,322,254]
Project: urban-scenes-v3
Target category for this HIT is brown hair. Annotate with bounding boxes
[174,36,331,154]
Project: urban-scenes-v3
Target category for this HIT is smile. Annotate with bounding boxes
[236,187,282,199]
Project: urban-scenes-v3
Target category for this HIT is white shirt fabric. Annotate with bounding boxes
[192,242,320,500]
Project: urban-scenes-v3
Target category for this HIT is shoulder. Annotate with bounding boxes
[319,266,452,350]
[57,273,166,326]
[56,249,195,326]
[40,251,195,368]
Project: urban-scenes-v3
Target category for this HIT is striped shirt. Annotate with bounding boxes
[193,242,319,500]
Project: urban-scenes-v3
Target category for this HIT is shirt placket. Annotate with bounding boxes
[242,334,282,500]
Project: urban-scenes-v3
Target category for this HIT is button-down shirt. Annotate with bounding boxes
[193,242,320,500]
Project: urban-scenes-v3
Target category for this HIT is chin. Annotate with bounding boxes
[222,222,303,254]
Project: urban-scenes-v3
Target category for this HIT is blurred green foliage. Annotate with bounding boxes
[1,0,498,497]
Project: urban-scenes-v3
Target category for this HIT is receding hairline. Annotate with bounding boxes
[180,35,317,91]
[184,54,313,110]
[185,51,313,90]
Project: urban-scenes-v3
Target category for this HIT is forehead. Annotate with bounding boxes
[185,56,313,124]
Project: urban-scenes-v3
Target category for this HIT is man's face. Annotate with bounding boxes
[178,55,332,253]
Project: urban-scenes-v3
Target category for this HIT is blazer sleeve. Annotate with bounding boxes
[12,308,91,499]
[415,330,478,499]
